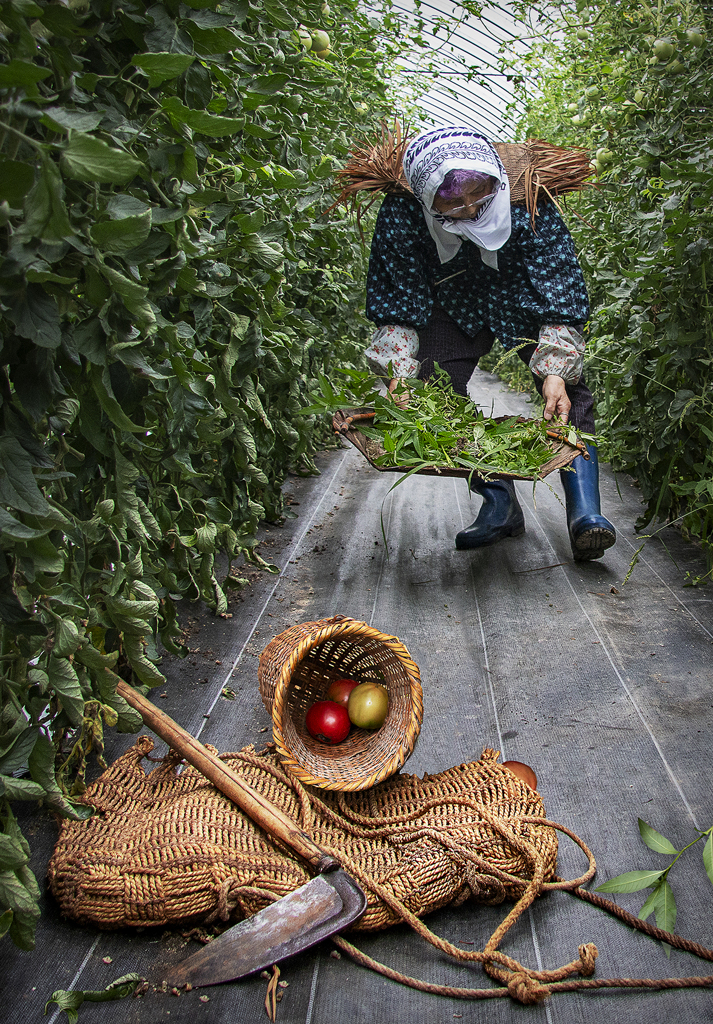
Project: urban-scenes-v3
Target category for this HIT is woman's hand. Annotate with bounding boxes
[387,378,411,409]
[542,374,571,423]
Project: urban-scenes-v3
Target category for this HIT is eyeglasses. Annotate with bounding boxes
[436,191,496,218]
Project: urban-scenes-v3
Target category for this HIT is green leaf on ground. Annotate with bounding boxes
[654,878,677,954]
[703,833,713,888]
[638,818,679,855]
[595,869,666,893]
[45,974,142,1023]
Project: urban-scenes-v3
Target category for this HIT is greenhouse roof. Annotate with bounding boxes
[378,0,534,140]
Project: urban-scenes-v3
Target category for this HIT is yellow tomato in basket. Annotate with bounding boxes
[347,682,389,729]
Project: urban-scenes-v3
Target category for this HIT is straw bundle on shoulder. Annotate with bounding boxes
[332,123,594,223]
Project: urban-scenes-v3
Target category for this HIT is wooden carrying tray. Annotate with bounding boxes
[333,408,586,482]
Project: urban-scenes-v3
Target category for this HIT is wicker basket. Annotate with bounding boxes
[258,615,423,791]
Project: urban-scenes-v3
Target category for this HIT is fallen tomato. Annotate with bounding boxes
[347,682,388,729]
[305,701,351,744]
[502,760,538,791]
[326,678,359,707]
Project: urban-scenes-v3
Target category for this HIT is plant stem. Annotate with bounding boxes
[0,119,46,153]
[662,825,713,878]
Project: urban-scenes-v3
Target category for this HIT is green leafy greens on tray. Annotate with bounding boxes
[302,368,596,481]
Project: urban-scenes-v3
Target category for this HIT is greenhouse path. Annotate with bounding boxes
[4,368,713,1024]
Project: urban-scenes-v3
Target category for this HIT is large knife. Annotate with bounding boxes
[116,681,367,988]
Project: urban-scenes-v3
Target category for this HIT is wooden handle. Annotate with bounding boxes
[339,410,376,434]
[545,428,590,458]
[116,681,339,874]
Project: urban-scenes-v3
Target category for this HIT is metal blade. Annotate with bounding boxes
[166,869,367,989]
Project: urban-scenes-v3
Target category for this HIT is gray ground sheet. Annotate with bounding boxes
[4,368,713,1024]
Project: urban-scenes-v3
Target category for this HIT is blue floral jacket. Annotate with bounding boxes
[366,196,589,349]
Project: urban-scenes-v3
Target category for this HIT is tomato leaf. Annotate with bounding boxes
[61,134,144,185]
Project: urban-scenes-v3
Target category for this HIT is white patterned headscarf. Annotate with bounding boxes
[402,127,511,270]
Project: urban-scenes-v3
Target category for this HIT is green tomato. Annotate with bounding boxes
[596,147,614,165]
[311,28,330,52]
[292,25,312,50]
[584,85,600,99]
[567,102,578,112]
[686,28,705,47]
[321,1,331,13]
[653,38,675,60]
[347,682,389,729]
[576,27,590,41]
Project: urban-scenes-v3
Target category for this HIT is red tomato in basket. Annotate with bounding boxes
[305,701,351,744]
[326,678,359,707]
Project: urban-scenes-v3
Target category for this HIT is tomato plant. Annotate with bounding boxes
[0,0,413,951]
[495,0,713,578]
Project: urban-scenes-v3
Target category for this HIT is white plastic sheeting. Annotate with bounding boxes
[368,0,534,140]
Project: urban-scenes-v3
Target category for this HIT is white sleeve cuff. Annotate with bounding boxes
[364,325,421,378]
[529,325,585,383]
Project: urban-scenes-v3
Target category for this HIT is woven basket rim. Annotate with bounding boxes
[267,616,424,791]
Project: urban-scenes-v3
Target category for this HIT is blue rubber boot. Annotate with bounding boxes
[455,479,525,550]
[560,445,616,561]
